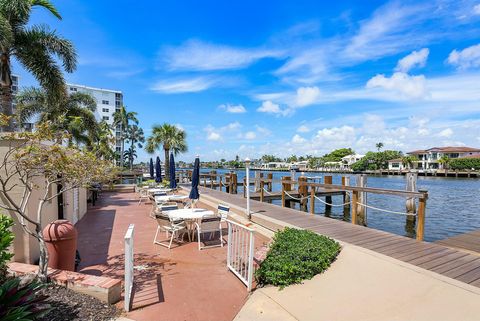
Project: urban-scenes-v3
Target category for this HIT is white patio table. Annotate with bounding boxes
[165,208,215,241]
[154,195,189,204]
[148,188,172,194]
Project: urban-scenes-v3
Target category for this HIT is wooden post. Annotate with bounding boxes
[356,174,367,226]
[254,171,262,192]
[281,178,286,207]
[324,175,333,213]
[260,180,264,202]
[310,185,315,215]
[267,173,273,192]
[406,172,417,224]
[351,190,358,225]
[298,176,308,212]
[230,173,238,194]
[342,176,351,219]
[416,190,428,241]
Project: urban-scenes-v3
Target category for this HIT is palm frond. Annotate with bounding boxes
[68,92,96,112]
[31,0,61,19]
[14,87,47,123]
[0,13,13,48]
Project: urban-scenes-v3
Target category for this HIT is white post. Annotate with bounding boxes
[245,158,251,220]
[247,230,255,292]
[124,224,135,312]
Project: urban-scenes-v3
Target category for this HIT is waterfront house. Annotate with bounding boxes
[407,147,480,169]
[341,154,365,170]
[388,158,405,171]
[261,161,289,169]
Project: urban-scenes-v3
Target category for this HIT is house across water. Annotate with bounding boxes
[407,146,480,170]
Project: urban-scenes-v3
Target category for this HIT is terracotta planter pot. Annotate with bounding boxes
[43,220,78,271]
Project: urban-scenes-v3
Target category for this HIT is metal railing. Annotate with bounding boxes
[124,224,135,312]
[226,219,255,291]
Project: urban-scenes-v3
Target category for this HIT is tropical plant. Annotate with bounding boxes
[376,142,384,152]
[0,117,114,280]
[0,277,50,320]
[91,120,116,161]
[438,155,451,170]
[123,146,137,169]
[0,0,76,131]
[0,214,14,281]
[401,155,417,169]
[15,87,98,146]
[145,123,187,180]
[351,150,403,171]
[125,124,144,170]
[256,228,340,288]
[112,105,138,167]
[449,158,480,170]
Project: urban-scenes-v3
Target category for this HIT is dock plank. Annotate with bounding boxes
[195,185,480,288]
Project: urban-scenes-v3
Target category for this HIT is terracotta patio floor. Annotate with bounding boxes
[75,191,266,321]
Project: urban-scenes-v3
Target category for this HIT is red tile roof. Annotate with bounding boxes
[407,147,480,154]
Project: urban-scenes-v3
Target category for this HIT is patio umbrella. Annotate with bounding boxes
[155,156,162,183]
[149,158,154,179]
[189,156,200,200]
[169,153,177,189]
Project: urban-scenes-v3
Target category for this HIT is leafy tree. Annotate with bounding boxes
[261,154,282,163]
[0,215,13,281]
[323,148,355,162]
[15,87,98,146]
[125,124,144,170]
[0,117,113,281]
[145,123,187,180]
[113,105,138,167]
[0,0,76,131]
[91,120,116,161]
[351,150,402,171]
[438,155,451,170]
[450,158,480,170]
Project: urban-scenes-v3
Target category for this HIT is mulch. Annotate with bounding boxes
[38,284,121,321]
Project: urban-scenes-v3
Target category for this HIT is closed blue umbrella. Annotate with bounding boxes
[155,156,162,183]
[169,153,177,189]
[189,156,200,200]
[149,158,154,179]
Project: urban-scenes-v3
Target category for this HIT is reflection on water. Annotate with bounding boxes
[203,169,480,242]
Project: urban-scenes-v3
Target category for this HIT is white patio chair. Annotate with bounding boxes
[138,188,150,205]
[153,213,186,249]
[217,204,230,224]
[195,216,223,250]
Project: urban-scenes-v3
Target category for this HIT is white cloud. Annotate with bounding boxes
[161,39,283,71]
[297,125,310,133]
[438,128,453,138]
[366,72,428,99]
[244,131,257,140]
[474,4,480,15]
[219,103,247,113]
[295,86,321,107]
[291,134,306,144]
[395,48,429,72]
[257,100,281,113]
[255,125,272,136]
[447,43,480,69]
[207,132,221,141]
[151,77,214,93]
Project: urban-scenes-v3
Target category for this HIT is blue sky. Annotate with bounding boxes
[14,0,480,161]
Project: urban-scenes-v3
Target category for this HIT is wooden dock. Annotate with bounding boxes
[435,230,480,256]
[194,186,480,289]
[249,188,344,201]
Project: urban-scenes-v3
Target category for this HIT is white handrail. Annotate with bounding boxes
[226,219,255,291]
[124,224,135,312]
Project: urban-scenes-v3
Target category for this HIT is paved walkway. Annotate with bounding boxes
[75,191,267,321]
[235,244,480,321]
[196,186,480,289]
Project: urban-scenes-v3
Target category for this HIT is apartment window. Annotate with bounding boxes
[116,147,121,152]
[70,87,77,92]
[102,108,109,113]
[102,100,110,105]
[115,101,121,107]
[103,116,109,121]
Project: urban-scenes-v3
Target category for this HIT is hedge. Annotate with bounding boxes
[255,228,340,288]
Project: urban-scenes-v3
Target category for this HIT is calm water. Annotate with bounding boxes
[200,169,480,242]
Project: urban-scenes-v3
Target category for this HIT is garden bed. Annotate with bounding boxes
[38,284,120,321]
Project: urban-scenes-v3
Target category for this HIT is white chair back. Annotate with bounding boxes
[217,204,230,221]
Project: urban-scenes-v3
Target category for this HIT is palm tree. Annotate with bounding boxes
[401,155,416,170]
[125,124,145,170]
[439,155,450,170]
[91,120,115,161]
[376,142,384,152]
[146,123,187,180]
[112,105,138,168]
[123,146,137,169]
[15,87,98,145]
[0,0,76,131]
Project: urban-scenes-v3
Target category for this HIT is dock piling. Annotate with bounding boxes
[356,174,367,226]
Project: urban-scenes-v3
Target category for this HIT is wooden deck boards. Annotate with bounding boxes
[195,185,480,289]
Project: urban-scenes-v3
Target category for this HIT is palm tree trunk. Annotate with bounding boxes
[120,135,125,168]
[0,53,14,132]
[164,148,170,181]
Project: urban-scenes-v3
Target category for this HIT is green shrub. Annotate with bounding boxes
[0,278,50,320]
[0,215,14,281]
[256,228,341,288]
[449,158,480,170]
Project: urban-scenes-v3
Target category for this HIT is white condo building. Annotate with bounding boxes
[67,84,124,156]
